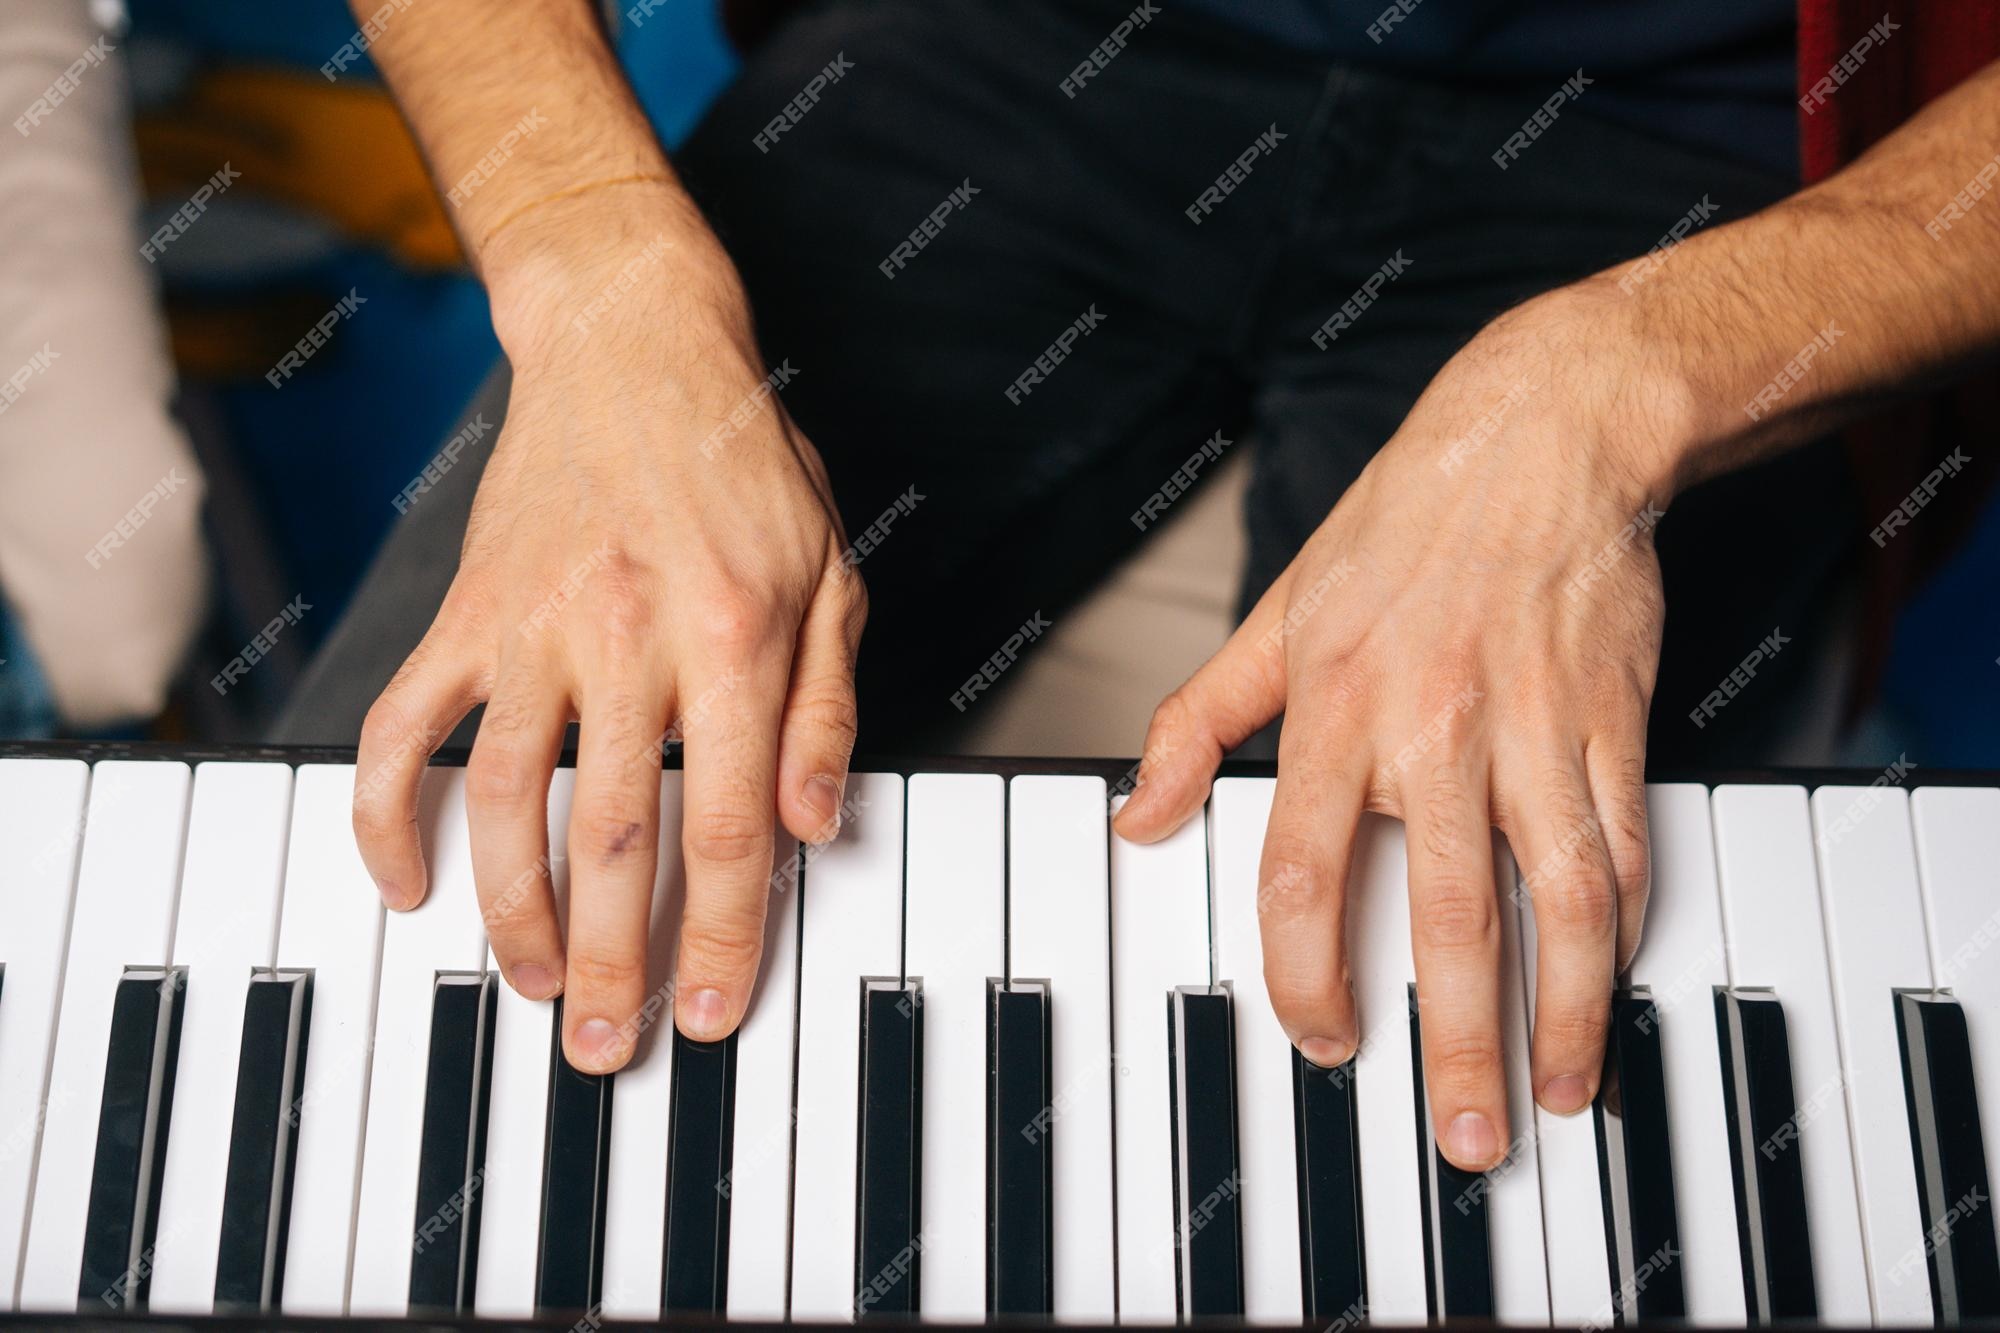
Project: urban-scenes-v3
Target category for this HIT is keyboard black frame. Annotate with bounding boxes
[2,737,1992,791]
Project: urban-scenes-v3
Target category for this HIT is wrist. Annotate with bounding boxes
[1591,215,1842,496]
[1465,277,1706,512]
[480,181,756,365]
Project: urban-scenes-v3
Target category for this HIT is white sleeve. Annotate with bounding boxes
[0,0,210,726]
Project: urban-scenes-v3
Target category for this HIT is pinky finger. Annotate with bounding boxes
[1583,728,1651,972]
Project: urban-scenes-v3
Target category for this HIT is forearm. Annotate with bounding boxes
[353,0,746,351]
[1601,58,2000,494]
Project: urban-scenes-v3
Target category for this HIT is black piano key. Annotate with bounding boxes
[536,999,612,1316]
[1169,984,1243,1319]
[1409,983,1492,1321]
[213,969,313,1312]
[407,971,498,1314]
[1895,990,2000,1321]
[855,979,923,1318]
[79,966,188,1311]
[1715,987,1817,1322]
[1294,1047,1365,1321]
[987,979,1053,1315]
[1595,989,1685,1322]
[663,1028,738,1314]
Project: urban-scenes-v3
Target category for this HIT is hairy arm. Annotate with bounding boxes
[1627,57,2000,486]
[349,0,863,1073]
[1120,59,2000,1171]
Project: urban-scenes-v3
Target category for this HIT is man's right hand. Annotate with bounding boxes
[352,192,864,1075]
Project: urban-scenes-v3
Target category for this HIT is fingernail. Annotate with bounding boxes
[1446,1111,1498,1169]
[1299,1035,1355,1068]
[1541,1073,1591,1115]
[570,1017,625,1072]
[681,986,728,1041]
[803,775,842,841]
[374,878,413,911]
[511,963,560,1000]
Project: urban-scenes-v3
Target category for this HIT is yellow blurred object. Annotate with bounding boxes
[133,65,464,271]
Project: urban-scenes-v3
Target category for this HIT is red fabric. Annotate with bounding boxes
[1797,1,2000,714]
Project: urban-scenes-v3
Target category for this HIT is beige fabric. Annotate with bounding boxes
[0,0,208,725]
[955,451,1249,757]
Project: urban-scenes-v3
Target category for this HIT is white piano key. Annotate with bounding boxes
[473,770,575,1318]
[1110,795,1212,1322]
[1208,776,1303,1321]
[1712,784,1871,1322]
[148,763,296,1314]
[1350,809,1429,1324]
[1811,785,1934,1324]
[1516,863,1613,1325]
[19,760,192,1311]
[0,758,90,1311]
[1489,838,1550,1323]
[902,773,1003,1318]
[1628,784,1744,1324]
[348,769,488,1316]
[273,765,387,1315]
[599,770,684,1320]
[1007,774,1115,1320]
[1912,784,2000,1273]
[469,968,553,1317]
[790,772,904,1321]
[726,826,804,1320]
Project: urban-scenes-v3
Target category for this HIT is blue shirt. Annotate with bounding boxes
[1179,0,1799,178]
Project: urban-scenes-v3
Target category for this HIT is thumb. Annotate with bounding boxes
[1114,571,1292,843]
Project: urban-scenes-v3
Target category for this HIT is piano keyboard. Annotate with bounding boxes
[2,750,1999,1325]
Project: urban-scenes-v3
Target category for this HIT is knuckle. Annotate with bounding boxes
[1542,868,1617,937]
[351,789,406,843]
[1535,1005,1611,1056]
[1609,831,1651,901]
[437,572,501,630]
[696,583,780,652]
[566,946,646,994]
[835,565,870,624]
[1294,653,1371,729]
[1256,837,1329,921]
[481,904,549,955]
[588,566,658,649]
[466,746,541,809]
[686,803,771,868]
[360,691,422,759]
[571,802,657,865]
[789,682,859,755]
[1427,1029,1504,1090]
[678,918,765,980]
[1149,686,1200,740]
[1417,881,1498,954]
